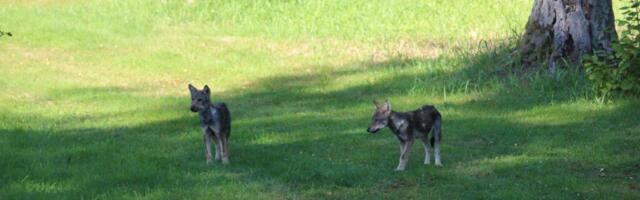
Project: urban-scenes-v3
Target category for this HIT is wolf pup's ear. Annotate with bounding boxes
[382,99,391,112]
[188,84,197,94]
[203,85,210,95]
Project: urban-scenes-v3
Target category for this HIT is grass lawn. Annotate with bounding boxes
[1,0,639,199]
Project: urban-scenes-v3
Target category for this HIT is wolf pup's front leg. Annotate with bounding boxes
[203,129,214,165]
[396,140,414,171]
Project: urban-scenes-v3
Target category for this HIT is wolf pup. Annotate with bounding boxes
[189,84,231,165]
[367,99,442,171]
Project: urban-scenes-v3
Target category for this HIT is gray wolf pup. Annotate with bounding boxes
[366,99,442,171]
[189,84,231,165]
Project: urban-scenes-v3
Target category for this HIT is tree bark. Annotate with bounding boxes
[519,0,617,72]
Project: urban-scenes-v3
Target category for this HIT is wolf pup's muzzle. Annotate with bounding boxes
[367,127,381,134]
[190,106,198,112]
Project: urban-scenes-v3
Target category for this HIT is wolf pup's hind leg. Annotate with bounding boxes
[421,136,432,165]
[432,118,442,166]
[214,135,222,161]
[216,132,230,165]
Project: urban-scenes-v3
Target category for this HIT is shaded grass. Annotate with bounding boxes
[1,0,639,199]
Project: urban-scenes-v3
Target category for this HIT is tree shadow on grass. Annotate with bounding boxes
[3,42,640,198]
[215,41,639,198]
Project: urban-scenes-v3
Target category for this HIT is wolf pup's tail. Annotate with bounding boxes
[430,116,441,146]
[213,102,231,135]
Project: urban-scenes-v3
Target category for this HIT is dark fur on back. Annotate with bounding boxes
[199,102,231,138]
[387,105,441,144]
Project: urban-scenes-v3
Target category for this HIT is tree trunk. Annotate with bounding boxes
[519,0,618,72]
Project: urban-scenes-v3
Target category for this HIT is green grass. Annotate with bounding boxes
[1,0,639,199]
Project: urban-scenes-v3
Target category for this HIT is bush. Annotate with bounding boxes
[583,1,640,96]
